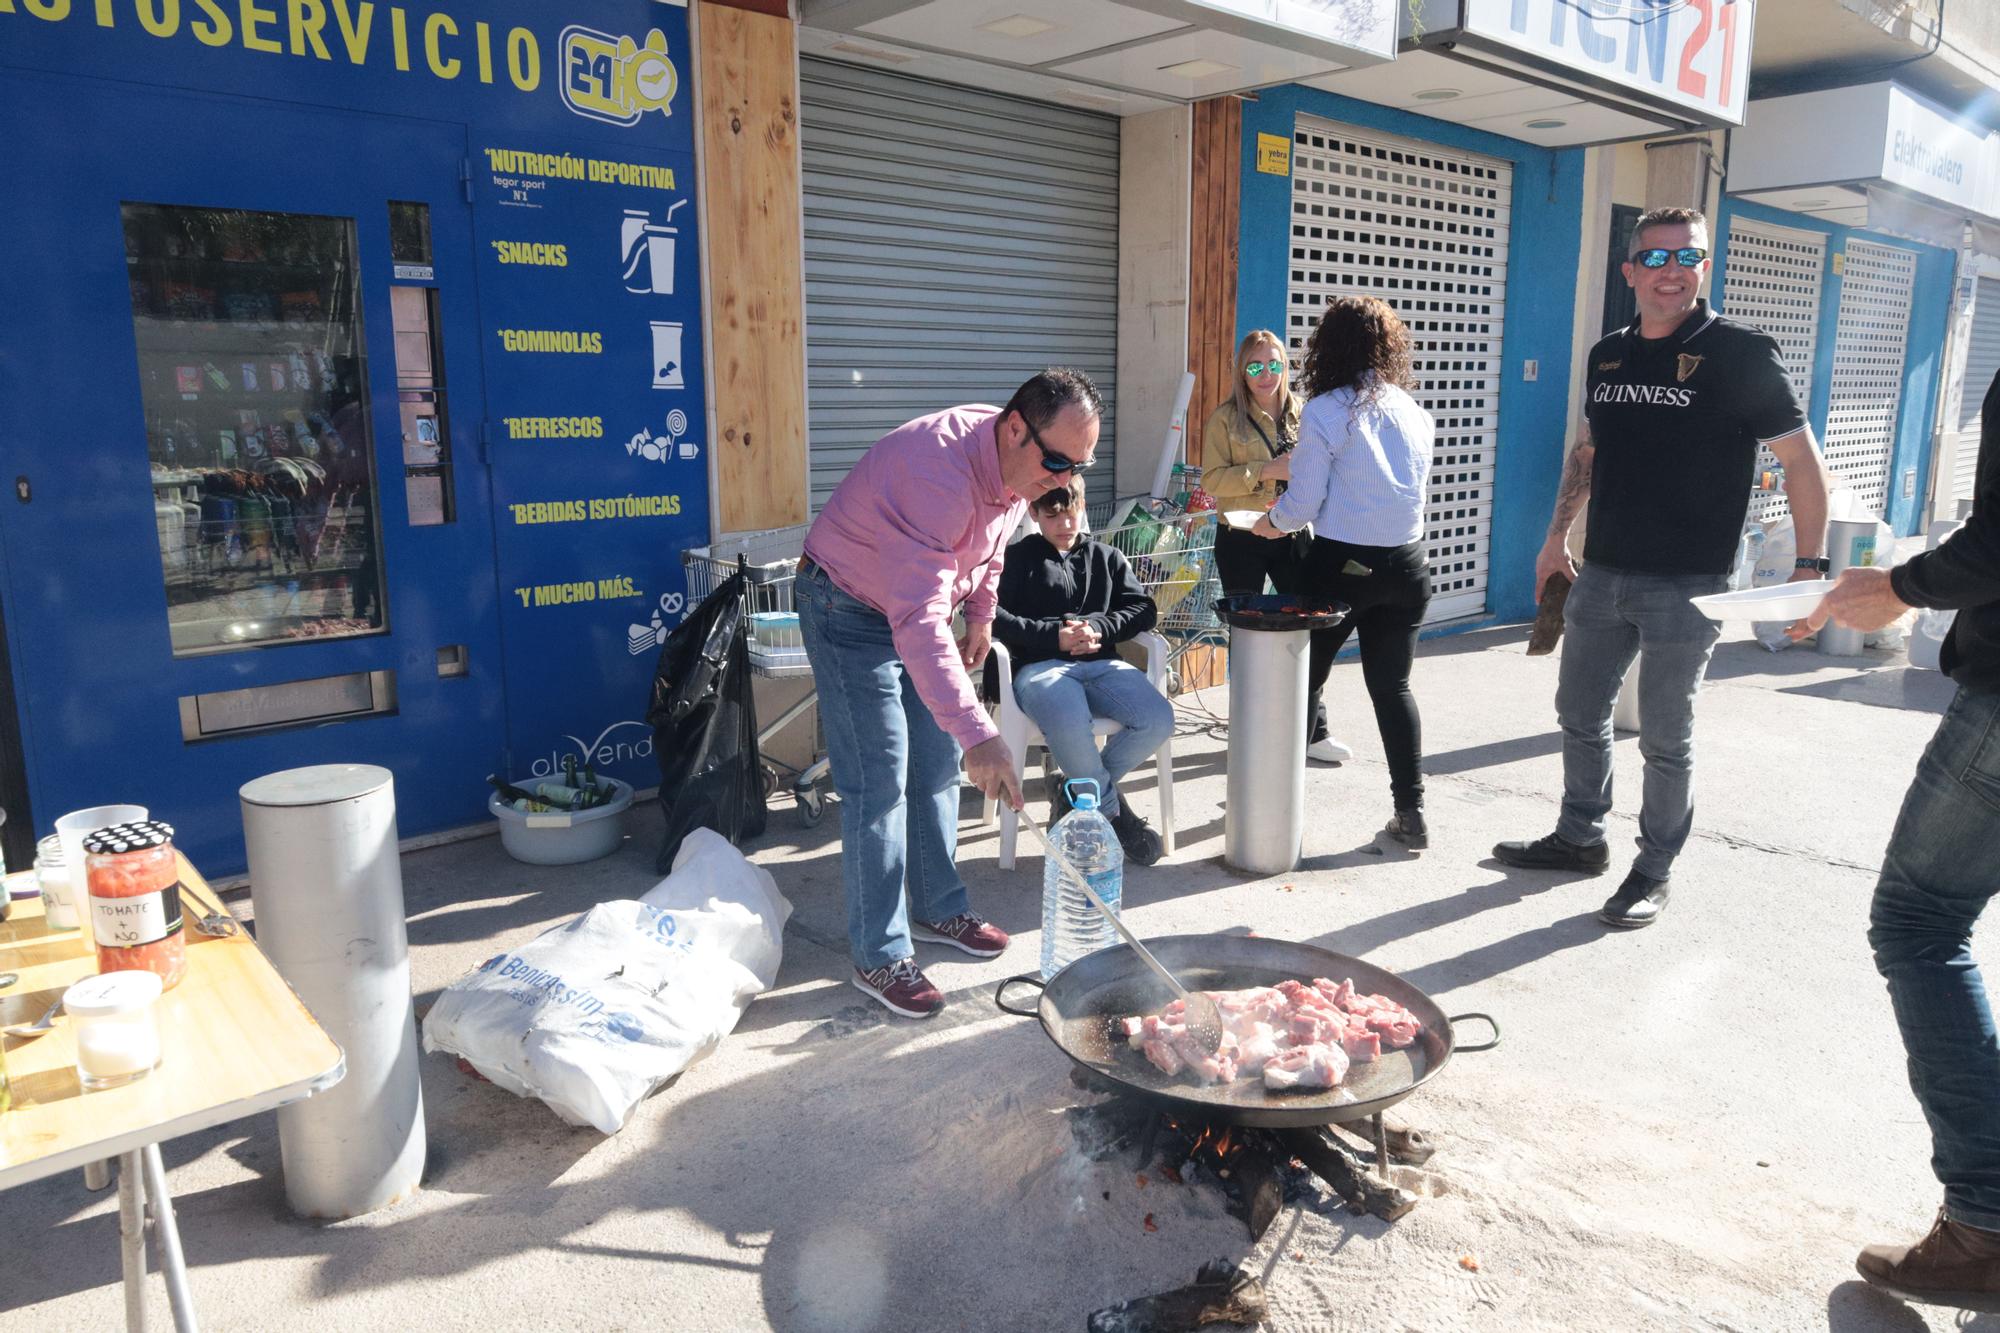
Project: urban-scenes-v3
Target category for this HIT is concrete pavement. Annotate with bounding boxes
[3,622,1989,1332]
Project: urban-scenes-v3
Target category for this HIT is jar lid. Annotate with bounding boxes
[81,821,175,855]
[64,969,164,1017]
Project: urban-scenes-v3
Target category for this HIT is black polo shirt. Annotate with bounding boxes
[1582,300,1806,576]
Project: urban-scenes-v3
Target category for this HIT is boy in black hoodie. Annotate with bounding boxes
[994,475,1174,865]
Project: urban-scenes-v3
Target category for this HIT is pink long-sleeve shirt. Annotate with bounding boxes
[803,405,1026,750]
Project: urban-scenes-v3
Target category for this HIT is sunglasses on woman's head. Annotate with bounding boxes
[1632,247,1708,269]
[1244,361,1285,378]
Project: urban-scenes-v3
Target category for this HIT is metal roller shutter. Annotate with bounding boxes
[1825,238,1916,517]
[1285,115,1510,623]
[1720,219,1825,524]
[1956,276,2000,507]
[799,59,1119,512]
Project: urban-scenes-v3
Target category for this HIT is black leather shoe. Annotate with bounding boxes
[1492,832,1609,873]
[1384,809,1428,850]
[1599,869,1670,928]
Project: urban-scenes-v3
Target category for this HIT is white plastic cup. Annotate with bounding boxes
[54,805,147,925]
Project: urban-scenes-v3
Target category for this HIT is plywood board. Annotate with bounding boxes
[699,4,810,533]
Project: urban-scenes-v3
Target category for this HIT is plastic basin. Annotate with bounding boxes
[488,777,634,866]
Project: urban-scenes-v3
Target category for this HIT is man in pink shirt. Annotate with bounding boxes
[799,369,1101,1017]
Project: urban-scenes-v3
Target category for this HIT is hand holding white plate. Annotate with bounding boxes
[1690,579,1838,623]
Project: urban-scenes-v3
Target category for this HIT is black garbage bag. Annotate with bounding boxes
[646,569,767,870]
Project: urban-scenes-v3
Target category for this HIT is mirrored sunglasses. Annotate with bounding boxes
[1244,361,1285,377]
[1633,247,1708,269]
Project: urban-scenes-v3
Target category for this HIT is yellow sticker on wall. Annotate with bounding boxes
[1256,133,1291,176]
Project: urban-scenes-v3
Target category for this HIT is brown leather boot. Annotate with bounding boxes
[1857,1209,2000,1312]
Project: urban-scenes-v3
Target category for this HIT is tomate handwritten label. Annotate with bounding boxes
[91,881,183,949]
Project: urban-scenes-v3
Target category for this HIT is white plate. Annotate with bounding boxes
[1689,579,1838,623]
[1220,510,1265,530]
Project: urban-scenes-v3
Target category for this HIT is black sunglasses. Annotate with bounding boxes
[1632,246,1708,269]
[1019,413,1089,474]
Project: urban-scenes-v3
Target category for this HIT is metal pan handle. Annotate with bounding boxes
[1447,1012,1500,1053]
[995,974,1046,1017]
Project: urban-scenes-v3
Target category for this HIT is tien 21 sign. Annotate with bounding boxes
[1462,0,1755,126]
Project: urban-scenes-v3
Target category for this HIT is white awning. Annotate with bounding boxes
[1729,83,2000,241]
[796,0,1398,110]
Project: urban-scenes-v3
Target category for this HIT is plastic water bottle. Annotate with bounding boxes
[1041,780,1124,980]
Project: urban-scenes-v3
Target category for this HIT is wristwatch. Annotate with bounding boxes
[1794,556,1831,573]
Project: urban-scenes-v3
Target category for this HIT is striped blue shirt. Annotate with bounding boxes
[1269,380,1434,547]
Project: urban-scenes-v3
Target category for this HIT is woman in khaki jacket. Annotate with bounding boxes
[1200,328,1350,763]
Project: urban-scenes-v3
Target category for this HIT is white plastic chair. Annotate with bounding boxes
[982,629,1176,869]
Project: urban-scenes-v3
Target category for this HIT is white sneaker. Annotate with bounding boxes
[1306,737,1353,764]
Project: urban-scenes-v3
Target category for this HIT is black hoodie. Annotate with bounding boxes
[1892,369,2000,694]
[993,533,1157,671]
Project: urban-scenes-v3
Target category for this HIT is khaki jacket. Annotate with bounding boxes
[1200,398,1300,510]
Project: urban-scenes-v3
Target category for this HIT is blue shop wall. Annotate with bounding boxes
[0,2,710,873]
[1236,85,1586,627]
[1715,197,1952,537]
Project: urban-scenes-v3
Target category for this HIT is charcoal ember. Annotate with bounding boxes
[1086,1259,1270,1333]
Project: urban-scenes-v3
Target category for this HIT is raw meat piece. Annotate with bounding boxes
[1263,1042,1349,1091]
[1123,976,1423,1090]
[1231,1022,1282,1076]
[1141,1038,1185,1077]
[1341,1029,1381,1063]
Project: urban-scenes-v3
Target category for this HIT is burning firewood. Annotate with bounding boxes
[1086,1259,1269,1333]
[1276,1127,1418,1222]
[1331,1118,1437,1166]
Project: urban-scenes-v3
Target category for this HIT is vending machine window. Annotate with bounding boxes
[123,203,389,655]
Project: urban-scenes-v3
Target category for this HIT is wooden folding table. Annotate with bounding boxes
[0,858,344,1331]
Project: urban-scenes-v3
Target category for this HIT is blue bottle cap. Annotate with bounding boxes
[1064,779,1099,811]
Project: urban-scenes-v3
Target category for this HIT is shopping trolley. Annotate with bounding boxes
[680,524,830,826]
[1095,505,1222,689]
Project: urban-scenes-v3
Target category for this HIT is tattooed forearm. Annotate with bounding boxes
[1546,444,1594,543]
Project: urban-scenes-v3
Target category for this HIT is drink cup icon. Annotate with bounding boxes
[622,205,685,296]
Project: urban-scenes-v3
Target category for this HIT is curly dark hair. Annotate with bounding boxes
[1299,296,1414,402]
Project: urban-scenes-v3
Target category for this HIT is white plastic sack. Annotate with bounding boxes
[422,828,791,1133]
[1910,607,1956,670]
[1729,521,1765,592]
[1751,517,1798,652]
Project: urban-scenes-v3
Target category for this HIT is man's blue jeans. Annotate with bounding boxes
[1869,686,2000,1230]
[796,563,971,972]
[1554,564,1727,880]
[1012,656,1175,817]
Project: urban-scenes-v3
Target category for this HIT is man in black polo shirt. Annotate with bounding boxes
[1809,369,2000,1313]
[1494,206,1829,928]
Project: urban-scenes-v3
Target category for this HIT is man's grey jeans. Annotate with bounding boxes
[1554,562,1728,880]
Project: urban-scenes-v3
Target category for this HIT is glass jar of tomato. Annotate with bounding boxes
[82,821,186,989]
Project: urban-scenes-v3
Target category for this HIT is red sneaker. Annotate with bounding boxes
[852,959,944,1018]
[912,912,1010,959]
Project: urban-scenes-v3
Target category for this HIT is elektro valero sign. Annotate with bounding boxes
[1460,0,1755,126]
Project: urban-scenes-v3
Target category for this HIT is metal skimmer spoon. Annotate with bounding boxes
[1017,807,1225,1057]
